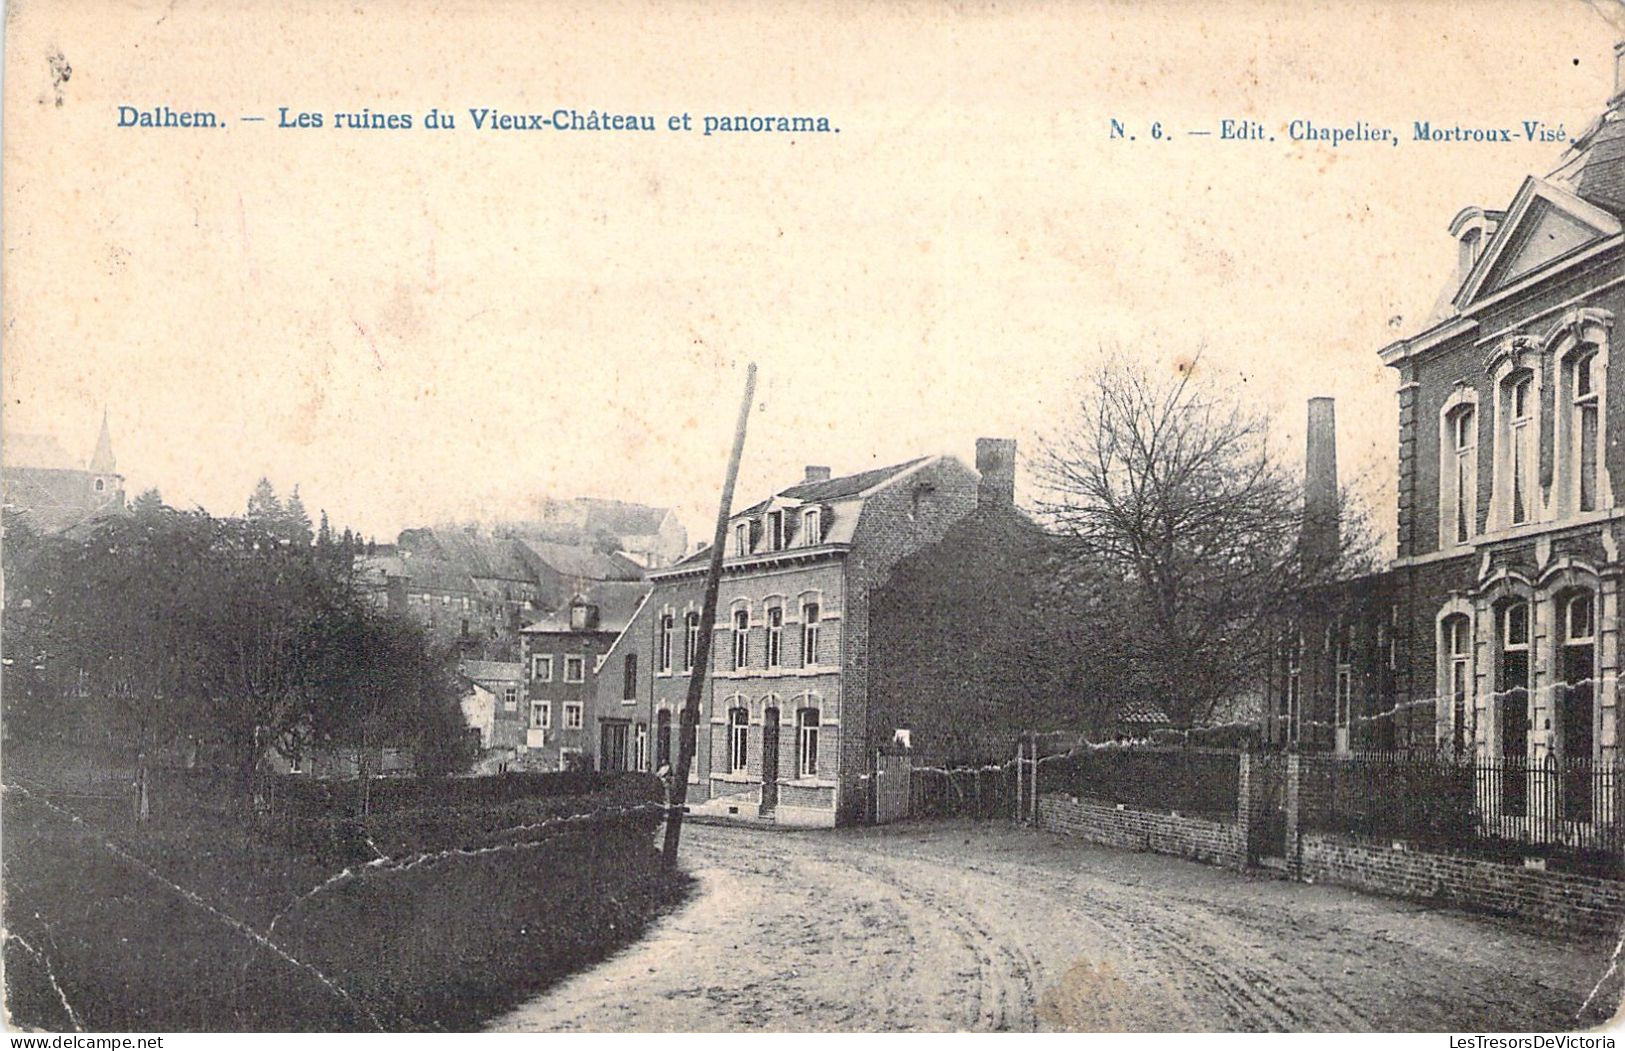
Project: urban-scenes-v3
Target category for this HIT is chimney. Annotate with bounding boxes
[1612,41,1625,108]
[804,465,832,484]
[1303,398,1340,573]
[975,437,1017,506]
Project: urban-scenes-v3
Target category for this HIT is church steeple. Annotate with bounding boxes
[89,409,116,475]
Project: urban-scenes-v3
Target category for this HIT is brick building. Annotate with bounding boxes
[518,591,642,771]
[1267,53,1625,787]
[600,439,1035,826]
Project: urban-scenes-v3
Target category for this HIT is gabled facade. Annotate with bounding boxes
[1269,58,1625,786]
[600,440,1030,827]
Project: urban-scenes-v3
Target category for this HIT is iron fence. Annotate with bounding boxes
[1301,752,1625,877]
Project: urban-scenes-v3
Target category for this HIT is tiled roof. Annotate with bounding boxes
[521,580,649,634]
[460,659,522,682]
[1114,702,1171,726]
[377,553,478,593]
[780,458,928,503]
[577,498,670,536]
[518,540,646,582]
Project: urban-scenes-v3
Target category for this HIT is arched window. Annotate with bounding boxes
[801,507,821,547]
[1559,590,1597,819]
[766,603,784,668]
[1570,350,1601,513]
[659,613,674,673]
[656,709,672,769]
[732,609,750,670]
[797,708,820,778]
[1441,402,1477,546]
[1496,598,1531,815]
[1440,614,1471,756]
[728,706,749,772]
[801,599,821,668]
[683,611,700,671]
[1502,371,1535,525]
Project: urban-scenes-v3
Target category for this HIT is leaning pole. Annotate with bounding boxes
[663,362,757,868]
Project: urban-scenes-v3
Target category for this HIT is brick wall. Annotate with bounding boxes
[1300,832,1625,935]
[1036,794,1246,870]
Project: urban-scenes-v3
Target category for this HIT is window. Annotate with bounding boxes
[1504,372,1535,525]
[659,613,674,672]
[563,702,584,730]
[1573,352,1600,513]
[656,709,672,769]
[635,722,649,772]
[1442,403,1477,545]
[684,611,700,671]
[1560,591,1597,805]
[1441,614,1471,755]
[94,478,105,493]
[503,687,518,712]
[623,653,638,700]
[728,707,749,772]
[1284,631,1302,744]
[531,654,553,682]
[766,605,783,668]
[801,601,820,667]
[530,701,550,730]
[733,522,748,556]
[801,507,821,546]
[1497,599,1532,813]
[797,708,820,778]
[564,656,585,683]
[732,609,750,670]
[767,510,784,551]
[1334,631,1352,738]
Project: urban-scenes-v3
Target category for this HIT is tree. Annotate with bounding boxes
[1036,355,1373,728]
[131,487,165,517]
[246,477,281,529]
[307,606,473,814]
[281,486,314,547]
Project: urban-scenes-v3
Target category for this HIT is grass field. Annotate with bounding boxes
[1,773,691,1031]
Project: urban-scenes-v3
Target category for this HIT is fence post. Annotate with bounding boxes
[1235,751,1252,871]
[1015,737,1025,824]
[1284,752,1302,879]
[1029,733,1040,826]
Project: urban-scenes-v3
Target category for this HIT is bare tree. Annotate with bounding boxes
[1036,355,1374,729]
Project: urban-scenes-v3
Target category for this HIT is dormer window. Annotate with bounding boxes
[801,507,821,547]
[733,521,749,557]
[767,510,784,551]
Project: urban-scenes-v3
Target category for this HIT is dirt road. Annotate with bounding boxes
[496,820,1622,1032]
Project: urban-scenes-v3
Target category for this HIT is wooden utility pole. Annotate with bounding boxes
[662,363,757,868]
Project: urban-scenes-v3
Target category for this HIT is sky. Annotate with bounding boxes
[3,0,1620,555]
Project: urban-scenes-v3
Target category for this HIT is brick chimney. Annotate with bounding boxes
[1612,40,1625,108]
[1303,398,1340,573]
[804,465,831,484]
[975,437,1017,506]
